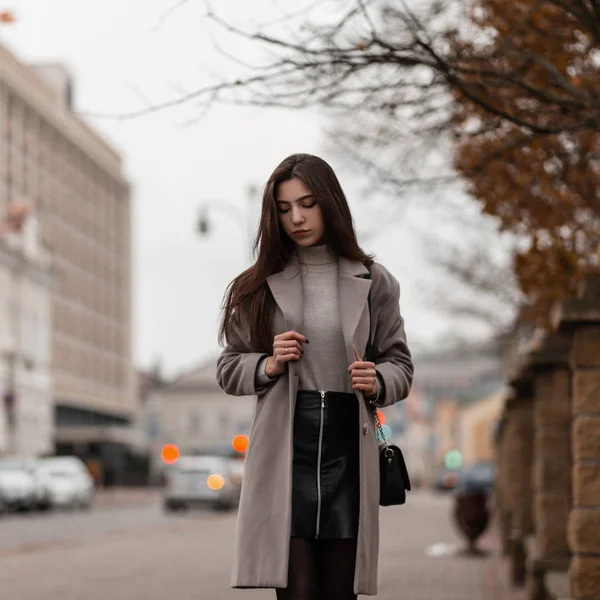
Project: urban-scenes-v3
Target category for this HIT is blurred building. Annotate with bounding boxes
[457,388,505,465]
[433,398,459,466]
[0,46,135,468]
[143,359,254,483]
[0,205,53,456]
[405,340,505,483]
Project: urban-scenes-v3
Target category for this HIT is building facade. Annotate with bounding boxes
[0,205,53,456]
[0,46,135,462]
[457,388,505,465]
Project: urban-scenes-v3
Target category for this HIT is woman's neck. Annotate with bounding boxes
[295,244,337,265]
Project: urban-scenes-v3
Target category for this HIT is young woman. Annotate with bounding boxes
[216,154,413,599]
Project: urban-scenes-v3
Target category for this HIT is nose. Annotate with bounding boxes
[291,206,305,225]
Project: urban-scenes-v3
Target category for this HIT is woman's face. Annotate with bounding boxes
[276,177,325,247]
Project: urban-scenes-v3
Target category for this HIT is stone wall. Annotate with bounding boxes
[497,272,600,599]
[497,386,535,585]
[566,322,600,600]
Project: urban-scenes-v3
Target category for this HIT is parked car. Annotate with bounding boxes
[0,457,52,510]
[37,456,94,510]
[456,461,496,493]
[188,441,245,490]
[164,455,242,512]
[0,459,37,511]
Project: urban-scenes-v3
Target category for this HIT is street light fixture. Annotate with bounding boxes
[197,207,210,236]
[196,184,260,265]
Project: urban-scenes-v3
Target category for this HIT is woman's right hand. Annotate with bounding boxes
[265,331,308,378]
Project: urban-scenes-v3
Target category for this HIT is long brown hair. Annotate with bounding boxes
[219,153,373,351]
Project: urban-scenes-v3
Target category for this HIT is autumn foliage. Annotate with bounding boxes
[0,10,15,24]
[452,0,600,323]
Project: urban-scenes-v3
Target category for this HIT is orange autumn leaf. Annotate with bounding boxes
[0,11,15,23]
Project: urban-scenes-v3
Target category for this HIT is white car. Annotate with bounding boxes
[37,456,94,510]
[164,455,241,512]
[0,458,51,510]
[0,460,36,511]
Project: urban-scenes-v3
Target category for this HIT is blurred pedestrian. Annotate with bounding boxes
[86,458,103,487]
[217,154,413,599]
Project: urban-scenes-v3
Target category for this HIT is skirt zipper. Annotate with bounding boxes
[315,390,325,538]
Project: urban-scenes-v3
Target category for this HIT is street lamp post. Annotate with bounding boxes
[196,184,260,265]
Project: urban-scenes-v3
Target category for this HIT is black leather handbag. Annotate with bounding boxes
[374,412,412,506]
[364,262,412,506]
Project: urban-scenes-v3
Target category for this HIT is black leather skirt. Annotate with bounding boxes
[291,390,360,540]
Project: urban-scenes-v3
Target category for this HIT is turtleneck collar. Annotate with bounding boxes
[295,244,337,266]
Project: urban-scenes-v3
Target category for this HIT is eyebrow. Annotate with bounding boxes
[276,194,315,205]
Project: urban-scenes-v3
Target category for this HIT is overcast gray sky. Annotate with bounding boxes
[2,0,499,377]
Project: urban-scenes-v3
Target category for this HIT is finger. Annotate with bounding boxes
[277,331,309,343]
[274,340,302,352]
[352,376,376,384]
[276,346,302,358]
[348,361,375,372]
[280,352,301,362]
[350,368,377,378]
[352,345,361,362]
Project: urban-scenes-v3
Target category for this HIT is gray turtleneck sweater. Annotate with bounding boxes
[256,245,382,399]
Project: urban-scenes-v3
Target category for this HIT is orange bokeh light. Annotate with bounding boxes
[161,443,180,464]
[377,410,386,425]
[207,474,225,490]
[232,434,249,453]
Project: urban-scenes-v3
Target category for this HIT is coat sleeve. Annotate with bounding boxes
[216,310,278,397]
[370,268,414,409]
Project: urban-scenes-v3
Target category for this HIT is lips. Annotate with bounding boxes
[293,230,311,237]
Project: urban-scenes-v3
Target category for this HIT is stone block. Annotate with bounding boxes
[536,370,572,426]
[570,555,600,599]
[573,371,600,414]
[568,509,600,554]
[572,327,600,369]
[533,455,571,492]
[573,464,600,506]
[536,429,571,462]
[535,494,570,555]
[572,415,600,461]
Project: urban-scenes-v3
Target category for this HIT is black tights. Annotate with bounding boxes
[275,537,358,600]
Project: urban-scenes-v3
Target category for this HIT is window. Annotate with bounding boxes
[188,409,202,437]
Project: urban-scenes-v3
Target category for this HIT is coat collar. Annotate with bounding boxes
[266,256,371,361]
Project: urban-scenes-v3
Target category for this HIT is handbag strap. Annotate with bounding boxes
[363,261,389,447]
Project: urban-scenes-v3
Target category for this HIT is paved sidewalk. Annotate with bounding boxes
[377,490,527,600]
[93,486,162,507]
[0,488,528,599]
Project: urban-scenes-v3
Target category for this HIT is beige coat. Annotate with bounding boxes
[216,257,413,595]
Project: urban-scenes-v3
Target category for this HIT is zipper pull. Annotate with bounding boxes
[320,390,325,407]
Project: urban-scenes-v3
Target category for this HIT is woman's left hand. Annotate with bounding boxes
[348,346,378,397]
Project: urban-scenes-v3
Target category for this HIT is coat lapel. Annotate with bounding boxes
[266,259,303,396]
[338,257,371,364]
[266,256,371,365]
[266,259,303,335]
